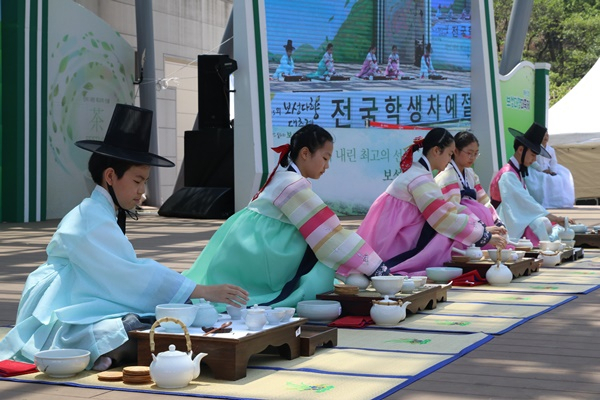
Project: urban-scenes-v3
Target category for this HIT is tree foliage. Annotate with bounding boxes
[494,0,600,105]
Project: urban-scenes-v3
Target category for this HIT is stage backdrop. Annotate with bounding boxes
[46,0,134,218]
[265,0,472,214]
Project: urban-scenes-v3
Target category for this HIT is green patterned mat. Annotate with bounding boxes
[447,291,574,306]
[0,327,491,399]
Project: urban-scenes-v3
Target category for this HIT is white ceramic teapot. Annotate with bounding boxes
[148,317,208,389]
[193,298,219,327]
[452,244,483,260]
[370,295,411,326]
[336,273,370,290]
[558,217,575,241]
[485,249,513,286]
[515,237,533,250]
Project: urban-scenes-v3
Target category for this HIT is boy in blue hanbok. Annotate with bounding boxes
[0,104,248,372]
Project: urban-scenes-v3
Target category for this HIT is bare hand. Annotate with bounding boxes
[488,234,507,249]
[192,284,249,307]
[487,225,507,236]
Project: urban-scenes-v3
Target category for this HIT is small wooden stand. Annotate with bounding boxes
[444,258,539,278]
[130,318,306,381]
[299,326,338,356]
[316,284,449,317]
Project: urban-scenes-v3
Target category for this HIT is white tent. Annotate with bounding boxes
[547,59,600,200]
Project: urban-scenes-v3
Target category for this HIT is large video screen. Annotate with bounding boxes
[264,0,472,213]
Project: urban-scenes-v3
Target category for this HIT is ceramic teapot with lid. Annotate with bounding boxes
[451,244,483,260]
[149,317,208,389]
[485,248,513,286]
[539,250,561,267]
[558,217,575,241]
[193,298,219,327]
[370,295,411,326]
[515,237,533,250]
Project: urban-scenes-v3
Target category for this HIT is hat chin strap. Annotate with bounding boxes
[107,184,138,234]
[519,149,529,178]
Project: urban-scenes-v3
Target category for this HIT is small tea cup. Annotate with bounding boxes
[274,307,295,322]
[265,309,286,325]
[226,304,243,320]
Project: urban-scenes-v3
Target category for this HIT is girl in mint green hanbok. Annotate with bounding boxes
[307,43,336,79]
[0,104,248,373]
[183,124,390,309]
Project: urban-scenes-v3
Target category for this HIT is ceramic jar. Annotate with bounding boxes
[193,298,219,327]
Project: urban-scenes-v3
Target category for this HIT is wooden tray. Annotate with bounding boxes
[444,257,539,278]
[316,284,450,317]
[283,75,310,82]
[130,318,306,381]
[299,325,338,356]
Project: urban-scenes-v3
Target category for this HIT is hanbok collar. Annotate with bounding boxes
[450,160,469,188]
[508,157,527,189]
[288,161,301,175]
[418,156,432,171]
[95,185,117,214]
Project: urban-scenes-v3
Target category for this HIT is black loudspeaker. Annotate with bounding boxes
[183,128,233,188]
[197,54,237,129]
[158,187,234,219]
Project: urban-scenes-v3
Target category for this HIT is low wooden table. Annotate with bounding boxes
[444,257,539,278]
[316,284,450,317]
[524,248,584,263]
[130,318,306,381]
[575,233,600,248]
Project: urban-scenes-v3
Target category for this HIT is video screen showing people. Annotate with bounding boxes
[265,0,472,130]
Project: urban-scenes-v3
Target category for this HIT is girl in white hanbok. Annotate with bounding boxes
[525,131,575,208]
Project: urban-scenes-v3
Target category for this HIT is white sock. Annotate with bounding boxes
[92,356,113,371]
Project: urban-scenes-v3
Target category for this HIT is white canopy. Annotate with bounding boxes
[548,58,600,146]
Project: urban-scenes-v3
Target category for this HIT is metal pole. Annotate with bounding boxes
[499,0,533,75]
[135,0,161,206]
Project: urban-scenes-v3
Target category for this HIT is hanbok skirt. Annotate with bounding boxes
[182,208,335,310]
[357,194,454,275]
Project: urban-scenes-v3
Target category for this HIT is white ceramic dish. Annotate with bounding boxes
[155,304,197,331]
[370,275,404,296]
[538,241,561,251]
[488,249,512,262]
[426,267,463,283]
[296,300,341,323]
[35,349,90,378]
[561,239,576,248]
[226,304,243,320]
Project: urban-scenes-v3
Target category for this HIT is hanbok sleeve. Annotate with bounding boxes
[473,171,501,223]
[408,173,485,245]
[52,205,196,324]
[273,178,382,276]
[547,145,558,170]
[435,168,462,205]
[497,172,548,235]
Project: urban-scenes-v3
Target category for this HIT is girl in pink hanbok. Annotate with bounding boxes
[357,128,506,275]
[385,45,404,78]
[356,45,381,78]
[435,131,508,250]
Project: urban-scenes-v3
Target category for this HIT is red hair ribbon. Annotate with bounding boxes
[252,144,291,201]
[399,136,424,172]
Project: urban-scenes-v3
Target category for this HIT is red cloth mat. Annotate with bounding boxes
[0,360,39,377]
[328,316,374,328]
[451,270,488,286]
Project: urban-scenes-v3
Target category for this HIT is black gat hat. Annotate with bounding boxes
[508,122,550,159]
[75,103,175,167]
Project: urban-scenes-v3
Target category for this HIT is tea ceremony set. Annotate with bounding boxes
[3,221,600,399]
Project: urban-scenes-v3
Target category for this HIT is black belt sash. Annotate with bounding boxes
[385,221,437,267]
[260,244,319,306]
